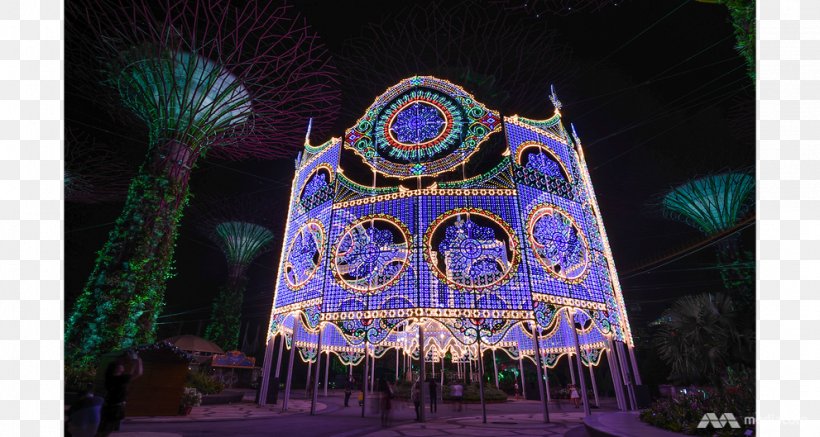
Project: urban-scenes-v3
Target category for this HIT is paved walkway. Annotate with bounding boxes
[584,411,686,437]
[364,412,587,437]
[116,391,611,436]
[123,399,326,423]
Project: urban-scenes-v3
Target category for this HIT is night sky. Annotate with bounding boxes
[65,0,754,358]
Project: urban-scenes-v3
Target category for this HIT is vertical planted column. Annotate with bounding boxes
[65,0,339,366]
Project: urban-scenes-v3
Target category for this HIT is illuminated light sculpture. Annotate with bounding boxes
[662,172,754,298]
[261,76,639,417]
[65,0,339,365]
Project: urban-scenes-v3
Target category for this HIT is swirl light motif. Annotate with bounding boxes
[284,220,325,289]
[526,152,565,180]
[333,216,411,293]
[528,205,589,281]
[426,209,520,292]
[389,101,446,145]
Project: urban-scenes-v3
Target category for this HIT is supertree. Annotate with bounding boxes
[340,0,577,123]
[202,218,274,351]
[696,0,755,80]
[192,192,278,352]
[662,172,754,305]
[65,128,133,204]
[65,0,339,365]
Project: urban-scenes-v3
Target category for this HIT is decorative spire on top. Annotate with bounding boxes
[305,117,313,146]
[549,84,562,113]
[571,123,581,145]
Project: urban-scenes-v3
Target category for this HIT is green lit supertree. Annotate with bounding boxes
[662,172,754,301]
[65,0,339,366]
[696,0,755,80]
[203,221,274,351]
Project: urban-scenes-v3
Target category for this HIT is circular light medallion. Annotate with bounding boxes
[425,208,520,292]
[346,77,499,178]
[332,215,412,294]
[387,100,449,148]
[284,220,325,289]
[527,205,590,283]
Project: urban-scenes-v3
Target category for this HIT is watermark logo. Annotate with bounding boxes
[697,413,741,429]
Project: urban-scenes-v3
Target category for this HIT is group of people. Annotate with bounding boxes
[65,351,143,437]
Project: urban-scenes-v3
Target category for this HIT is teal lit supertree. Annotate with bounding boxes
[65,0,338,366]
[204,221,274,351]
[662,172,754,300]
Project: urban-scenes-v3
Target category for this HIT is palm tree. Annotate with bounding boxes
[653,293,751,387]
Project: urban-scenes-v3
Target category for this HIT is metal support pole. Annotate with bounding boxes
[588,360,600,408]
[468,358,473,384]
[628,345,642,385]
[370,353,375,394]
[418,324,426,423]
[306,360,312,399]
[617,341,637,410]
[361,345,368,418]
[432,359,436,378]
[323,351,330,397]
[606,338,626,411]
[440,355,444,403]
[570,309,591,417]
[492,348,499,389]
[477,340,487,424]
[282,322,300,412]
[258,335,275,406]
[310,327,323,415]
[531,323,550,423]
[518,356,526,399]
[395,349,399,382]
[568,353,576,385]
[544,364,551,402]
[349,363,352,377]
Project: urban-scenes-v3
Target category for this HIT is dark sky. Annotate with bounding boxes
[65,0,754,349]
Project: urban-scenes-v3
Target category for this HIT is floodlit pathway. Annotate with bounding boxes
[115,391,606,437]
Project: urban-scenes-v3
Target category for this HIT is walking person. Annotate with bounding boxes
[570,384,580,408]
[450,381,463,412]
[97,351,142,437]
[344,376,355,407]
[379,379,394,427]
[514,381,520,400]
[428,378,437,413]
[411,379,421,421]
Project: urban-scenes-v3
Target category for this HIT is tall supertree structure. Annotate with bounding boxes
[65,0,339,365]
[65,129,133,204]
[662,172,754,299]
[195,196,276,351]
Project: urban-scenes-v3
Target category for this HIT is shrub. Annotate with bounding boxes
[65,364,96,393]
[180,387,202,408]
[640,369,755,436]
[186,371,225,395]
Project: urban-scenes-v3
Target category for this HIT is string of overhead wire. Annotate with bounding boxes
[561,0,691,90]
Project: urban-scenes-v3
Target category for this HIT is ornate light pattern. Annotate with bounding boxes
[389,101,447,145]
[526,152,564,180]
[425,208,520,292]
[332,215,412,293]
[527,205,589,282]
[301,173,328,200]
[265,75,636,378]
[284,220,325,290]
[346,76,500,178]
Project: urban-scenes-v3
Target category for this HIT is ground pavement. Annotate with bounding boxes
[113,390,610,437]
